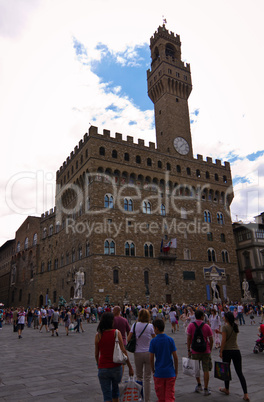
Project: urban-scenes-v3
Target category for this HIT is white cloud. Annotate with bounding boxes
[1,0,264,244]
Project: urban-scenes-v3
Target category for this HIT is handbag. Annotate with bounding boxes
[182,357,200,377]
[214,361,232,381]
[126,323,137,353]
[113,330,128,364]
[119,376,142,402]
[126,323,148,353]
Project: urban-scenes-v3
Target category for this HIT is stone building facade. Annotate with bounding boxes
[0,239,15,306]
[2,25,242,307]
[233,212,264,303]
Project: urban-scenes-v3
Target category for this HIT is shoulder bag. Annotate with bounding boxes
[113,330,128,364]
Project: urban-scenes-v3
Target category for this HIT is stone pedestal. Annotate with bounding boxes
[213,297,221,304]
[241,297,256,304]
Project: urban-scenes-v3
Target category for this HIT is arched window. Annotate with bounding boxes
[165,43,176,58]
[147,158,152,166]
[215,173,219,181]
[99,147,105,156]
[47,260,51,271]
[144,243,153,257]
[124,198,133,212]
[165,273,169,285]
[24,237,29,250]
[17,241,20,252]
[143,201,151,214]
[112,149,117,158]
[223,175,227,183]
[124,152,129,161]
[206,232,212,242]
[176,164,181,173]
[66,252,69,265]
[113,269,119,284]
[161,204,166,216]
[136,155,141,164]
[125,241,135,256]
[222,250,229,263]
[158,160,162,168]
[49,225,53,236]
[204,210,211,223]
[186,167,191,175]
[206,171,210,179]
[217,213,224,225]
[221,233,226,242]
[125,242,130,256]
[208,248,216,262]
[43,228,47,239]
[104,240,115,255]
[55,222,60,233]
[166,162,171,171]
[54,259,58,270]
[104,194,114,208]
[61,254,64,267]
[196,169,201,177]
[33,233,37,246]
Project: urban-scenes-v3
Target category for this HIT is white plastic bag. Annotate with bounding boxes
[182,357,200,377]
[113,330,128,364]
[119,377,142,402]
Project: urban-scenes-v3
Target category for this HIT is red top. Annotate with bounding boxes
[98,329,121,369]
[260,324,264,337]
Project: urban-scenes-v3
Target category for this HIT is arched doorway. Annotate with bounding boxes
[39,294,43,307]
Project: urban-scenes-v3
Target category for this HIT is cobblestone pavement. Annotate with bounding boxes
[0,315,263,401]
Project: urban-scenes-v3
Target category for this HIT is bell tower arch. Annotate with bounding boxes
[147,25,193,157]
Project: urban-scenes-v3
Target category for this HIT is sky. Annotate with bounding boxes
[0,0,264,246]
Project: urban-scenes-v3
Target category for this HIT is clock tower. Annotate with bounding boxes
[147,25,193,158]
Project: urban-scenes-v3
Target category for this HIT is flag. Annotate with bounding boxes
[170,238,177,248]
[163,240,171,253]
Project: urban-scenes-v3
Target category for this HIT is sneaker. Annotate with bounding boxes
[204,389,211,396]
[195,385,203,393]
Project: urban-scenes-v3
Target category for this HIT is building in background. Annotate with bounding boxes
[233,212,264,303]
[1,25,242,307]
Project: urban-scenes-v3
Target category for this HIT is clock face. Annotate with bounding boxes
[173,137,190,155]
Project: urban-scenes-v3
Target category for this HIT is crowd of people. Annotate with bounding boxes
[1,300,263,401]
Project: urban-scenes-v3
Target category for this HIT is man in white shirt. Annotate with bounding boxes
[237,302,245,325]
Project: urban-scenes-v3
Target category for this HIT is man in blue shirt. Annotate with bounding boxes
[149,319,178,401]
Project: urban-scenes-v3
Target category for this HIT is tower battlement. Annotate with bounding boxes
[150,25,181,47]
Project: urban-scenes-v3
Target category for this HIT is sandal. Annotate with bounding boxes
[219,388,229,395]
[243,397,250,401]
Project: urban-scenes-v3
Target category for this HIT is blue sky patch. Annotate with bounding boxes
[246,150,264,161]
[73,37,87,56]
[233,176,251,186]
[90,43,153,111]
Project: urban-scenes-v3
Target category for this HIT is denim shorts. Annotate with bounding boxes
[98,366,122,401]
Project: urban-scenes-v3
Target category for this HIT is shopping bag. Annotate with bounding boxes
[113,330,128,364]
[182,357,200,377]
[214,361,232,381]
[119,377,142,401]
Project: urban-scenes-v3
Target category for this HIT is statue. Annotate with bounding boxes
[58,296,67,307]
[211,279,219,300]
[242,278,251,299]
[74,268,85,299]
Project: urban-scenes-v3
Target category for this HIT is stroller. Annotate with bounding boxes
[253,324,264,353]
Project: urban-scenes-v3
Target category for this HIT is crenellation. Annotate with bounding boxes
[215,159,222,166]
[138,139,145,146]
[115,132,122,141]
[197,154,203,161]
[103,129,110,138]
[89,125,98,135]
[149,142,155,150]
[127,135,133,143]
[224,161,230,169]
[206,157,212,163]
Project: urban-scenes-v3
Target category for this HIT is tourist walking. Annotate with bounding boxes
[237,302,246,325]
[39,306,49,332]
[169,306,177,333]
[217,311,250,401]
[209,308,221,349]
[51,307,60,336]
[127,308,155,402]
[150,319,178,401]
[17,307,26,339]
[187,309,213,396]
[64,309,71,336]
[95,312,133,402]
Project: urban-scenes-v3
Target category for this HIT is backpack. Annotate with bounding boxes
[191,322,206,352]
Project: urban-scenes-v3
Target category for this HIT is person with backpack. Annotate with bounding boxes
[187,309,213,396]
